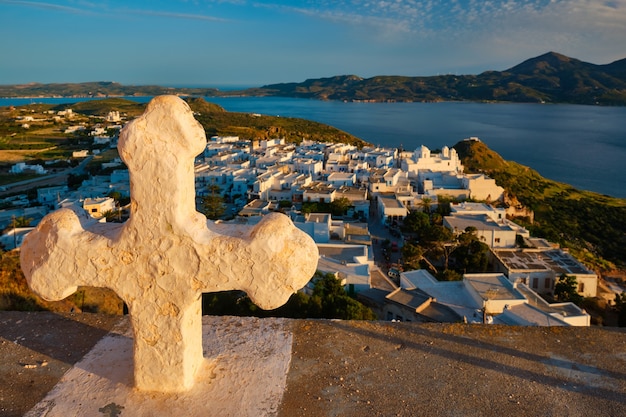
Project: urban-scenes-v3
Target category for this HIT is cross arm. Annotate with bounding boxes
[20,208,123,301]
[194,213,319,310]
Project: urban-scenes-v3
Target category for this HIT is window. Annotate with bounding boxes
[494,238,501,243]
[544,278,551,289]
[532,278,539,289]
[578,282,585,293]
[91,208,97,213]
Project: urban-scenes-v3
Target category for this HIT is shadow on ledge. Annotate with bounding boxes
[1,311,624,417]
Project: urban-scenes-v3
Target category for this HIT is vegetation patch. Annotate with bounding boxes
[454,139,626,270]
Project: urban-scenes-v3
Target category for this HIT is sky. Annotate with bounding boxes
[0,0,625,87]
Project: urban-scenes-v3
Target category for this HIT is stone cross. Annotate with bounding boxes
[20,95,318,392]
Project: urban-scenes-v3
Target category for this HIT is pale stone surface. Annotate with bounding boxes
[26,316,293,417]
[20,95,318,392]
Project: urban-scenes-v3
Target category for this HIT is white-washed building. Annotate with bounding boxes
[401,145,463,177]
[327,172,356,188]
[443,215,518,248]
[303,182,336,204]
[83,197,116,219]
[377,195,408,225]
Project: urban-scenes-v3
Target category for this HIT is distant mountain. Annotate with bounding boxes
[0,81,220,99]
[246,52,626,105]
[1,52,625,105]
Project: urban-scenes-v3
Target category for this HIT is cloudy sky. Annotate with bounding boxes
[0,0,624,87]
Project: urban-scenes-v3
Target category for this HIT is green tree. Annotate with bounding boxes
[207,184,221,195]
[401,242,424,271]
[310,272,376,320]
[11,216,33,228]
[201,185,225,220]
[108,191,122,201]
[67,173,89,190]
[201,272,376,320]
[437,269,462,281]
[420,224,456,271]
[401,210,430,236]
[330,197,351,217]
[419,196,433,214]
[554,274,583,305]
[107,191,130,207]
[201,195,226,220]
[435,196,452,217]
[102,210,122,223]
[452,227,490,273]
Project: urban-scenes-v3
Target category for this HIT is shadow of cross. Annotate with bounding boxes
[20,95,319,393]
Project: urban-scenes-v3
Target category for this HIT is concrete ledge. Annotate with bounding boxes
[1,312,625,416]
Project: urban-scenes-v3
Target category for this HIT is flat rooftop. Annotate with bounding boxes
[516,284,588,317]
[306,213,330,223]
[445,215,514,232]
[464,274,525,301]
[494,249,594,275]
[318,245,367,263]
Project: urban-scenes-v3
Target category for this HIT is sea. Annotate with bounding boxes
[2,96,625,198]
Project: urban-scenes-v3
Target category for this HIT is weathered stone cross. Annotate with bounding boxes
[20,95,318,392]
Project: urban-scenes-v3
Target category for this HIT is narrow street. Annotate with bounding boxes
[367,198,403,289]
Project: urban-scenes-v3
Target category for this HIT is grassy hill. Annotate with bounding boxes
[184,98,366,146]
[0,97,367,153]
[453,139,626,270]
[54,98,147,117]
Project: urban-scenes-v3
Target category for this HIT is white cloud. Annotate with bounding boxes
[0,0,91,14]
[123,8,230,22]
[1,0,232,22]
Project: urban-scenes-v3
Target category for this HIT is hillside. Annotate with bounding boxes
[54,97,147,117]
[0,97,366,150]
[184,98,366,146]
[248,52,626,105]
[453,139,626,269]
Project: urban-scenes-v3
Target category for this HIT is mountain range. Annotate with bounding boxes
[1,52,625,105]
[249,52,626,105]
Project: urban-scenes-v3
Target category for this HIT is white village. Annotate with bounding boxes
[1,98,600,328]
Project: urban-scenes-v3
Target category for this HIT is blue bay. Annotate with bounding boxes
[2,96,625,198]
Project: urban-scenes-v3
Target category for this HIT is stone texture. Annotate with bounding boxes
[20,95,318,392]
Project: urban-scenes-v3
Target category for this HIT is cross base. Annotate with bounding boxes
[26,316,293,417]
